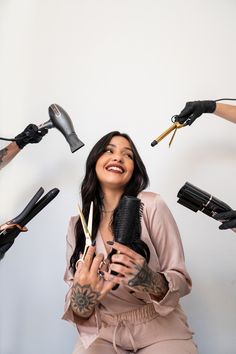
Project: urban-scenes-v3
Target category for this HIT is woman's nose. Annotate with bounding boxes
[112,154,123,162]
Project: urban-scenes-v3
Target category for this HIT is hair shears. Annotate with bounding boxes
[77,201,93,261]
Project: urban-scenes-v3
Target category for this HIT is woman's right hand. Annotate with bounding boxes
[71,245,116,318]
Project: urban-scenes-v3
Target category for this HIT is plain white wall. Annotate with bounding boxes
[1,1,236,353]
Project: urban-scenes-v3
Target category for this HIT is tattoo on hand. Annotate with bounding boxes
[71,283,100,318]
[0,148,8,166]
[128,261,168,301]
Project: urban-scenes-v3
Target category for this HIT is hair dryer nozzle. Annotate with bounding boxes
[66,132,84,153]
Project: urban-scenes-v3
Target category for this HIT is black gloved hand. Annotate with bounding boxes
[15,124,48,149]
[0,227,21,260]
[214,210,236,230]
[176,100,216,126]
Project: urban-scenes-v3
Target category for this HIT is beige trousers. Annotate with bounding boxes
[74,338,198,354]
[73,303,198,354]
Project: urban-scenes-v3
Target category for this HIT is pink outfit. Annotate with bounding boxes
[62,191,198,353]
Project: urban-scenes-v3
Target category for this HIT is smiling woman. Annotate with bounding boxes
[95,136,135,193]
[62,131,198,354]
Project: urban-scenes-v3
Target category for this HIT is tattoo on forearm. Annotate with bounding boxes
[71,283,100,318]
[128,261,168,301]
[0,148,8,166]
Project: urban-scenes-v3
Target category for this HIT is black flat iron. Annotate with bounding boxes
[0,187,59,260]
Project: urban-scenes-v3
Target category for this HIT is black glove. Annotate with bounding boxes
[176,100,216,126]
[15,124,48,149]
[214,210,236,230]
[0,229,19,260]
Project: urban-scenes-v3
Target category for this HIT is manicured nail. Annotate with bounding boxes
[107,241,114,245]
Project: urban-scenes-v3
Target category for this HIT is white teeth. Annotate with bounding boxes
[107,166,123,173]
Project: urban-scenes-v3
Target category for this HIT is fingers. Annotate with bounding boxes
[90,253,104,275]
[100,277,120,295]
[178,102,194,119]
[99,258,110,272]
[177,101,200,125]
[102,270,124,286]
[83,245,96,269]
[111,252,137,267]
[214,210,236,220]
[214,210,236,230]
[106,241,143,261]
[39,128,48,136]
[110,262,135,277]
[219,219,236,230]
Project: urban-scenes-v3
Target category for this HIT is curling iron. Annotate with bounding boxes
[151,120,185,147]
[0,104,84,153]
[151,98,236,148]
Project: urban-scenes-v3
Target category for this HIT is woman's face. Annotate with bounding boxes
[95,136,134,192]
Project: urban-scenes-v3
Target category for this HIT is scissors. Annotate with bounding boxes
[77,201,94,261]
[151,116,187,148]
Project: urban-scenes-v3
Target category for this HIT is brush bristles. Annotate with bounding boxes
[112,196,143,244]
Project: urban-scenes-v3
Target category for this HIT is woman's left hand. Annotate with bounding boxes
[104,241,169,300]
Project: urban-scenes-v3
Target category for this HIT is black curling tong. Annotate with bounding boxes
[0,187,59,259]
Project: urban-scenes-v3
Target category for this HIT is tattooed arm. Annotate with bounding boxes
[70,246,117,319]
[106,242,169,301]
[0,142,21,170]
[128,261,169,301]
[71,283,101,318]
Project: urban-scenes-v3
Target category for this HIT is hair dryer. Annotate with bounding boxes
[0,104,84,153]
[38,104,84,153]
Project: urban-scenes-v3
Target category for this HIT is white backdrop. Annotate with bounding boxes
[1,1,236,353]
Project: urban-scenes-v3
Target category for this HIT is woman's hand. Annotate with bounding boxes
[105,241,169,301]
[71,246,116,318]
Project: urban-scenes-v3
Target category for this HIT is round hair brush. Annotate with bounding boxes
[108,195,150,290]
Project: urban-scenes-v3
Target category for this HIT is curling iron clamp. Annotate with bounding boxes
[151,117,186,148]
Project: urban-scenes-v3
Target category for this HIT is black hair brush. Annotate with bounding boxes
[108,195,150,290]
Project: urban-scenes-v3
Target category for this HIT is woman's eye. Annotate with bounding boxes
[124,153,133,160]
[104,148,113,154]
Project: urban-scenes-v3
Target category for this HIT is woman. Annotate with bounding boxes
[62,131,198,354]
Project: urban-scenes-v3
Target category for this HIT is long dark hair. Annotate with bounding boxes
[70,131,149,273]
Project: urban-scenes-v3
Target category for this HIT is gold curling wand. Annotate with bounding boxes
[151,119,185,148]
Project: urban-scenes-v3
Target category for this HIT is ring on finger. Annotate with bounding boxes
[100,259,109,268]
[76,259,84,269]
[97,270,104,279]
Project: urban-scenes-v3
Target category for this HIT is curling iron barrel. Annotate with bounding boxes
[151,121,184,147]
[177,182,232,218]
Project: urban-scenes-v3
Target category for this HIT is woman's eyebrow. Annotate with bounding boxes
[107,143,133,152]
